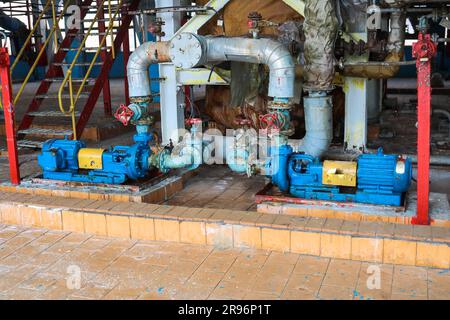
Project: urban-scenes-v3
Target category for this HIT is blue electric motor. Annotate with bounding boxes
[269,147,412,207]
[38,139,152,184]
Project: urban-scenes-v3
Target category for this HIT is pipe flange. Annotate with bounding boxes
[169,33,206,69]
[268,101,293,111]
[280,128,295,137]
[303,85,335,93]
[157,149,171,174]
[131,116,155,127]
[130,96,152,104]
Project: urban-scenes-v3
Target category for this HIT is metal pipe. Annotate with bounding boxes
[343,60,416,67]
[381,0,450,5]
[289,94,333,158]
[226,148,249,174]
[294,0,337,158]
[324,149,450,166]
[303,0,339,92]
[202,36,295,99]
[169,32,294,99]
[343,10,407,78]
[161,153,196,169]
[127,41,171,101]
[158,138,203,171]
[407,155,450,166]
[195,32,332,160]
[156,121,203,172]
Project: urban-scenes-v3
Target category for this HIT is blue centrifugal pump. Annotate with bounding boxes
[38,102,204,184]
[267,146,413,206]
[38,138,152,184]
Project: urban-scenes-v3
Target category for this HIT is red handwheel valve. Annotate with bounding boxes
[114,104,135,126]
[185,118,202,127]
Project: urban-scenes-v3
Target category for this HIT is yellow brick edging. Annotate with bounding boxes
[258,202,450,228]
[0,197,449,269]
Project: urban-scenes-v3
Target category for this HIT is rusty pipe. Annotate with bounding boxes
[343,10,406,78]
[127,41,171,101]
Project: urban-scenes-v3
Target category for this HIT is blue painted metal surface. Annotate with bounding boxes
[268,144,293,193]
[38,139,85,173]
[38,137,152,184]
[270,146,412,206]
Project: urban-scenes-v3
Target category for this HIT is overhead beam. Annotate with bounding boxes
[172,0,231,38]
[282,0,305,16]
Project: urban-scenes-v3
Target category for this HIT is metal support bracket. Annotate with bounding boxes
[177,68,229,85]
[172,0,231,38]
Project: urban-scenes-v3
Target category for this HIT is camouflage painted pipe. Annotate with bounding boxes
[303,0,339,92]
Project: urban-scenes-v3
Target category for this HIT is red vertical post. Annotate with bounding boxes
[122,13,130,106]
[184,85,191,113]
[0,48,20,185]
[98,6,112,116]
[412,33,437,225]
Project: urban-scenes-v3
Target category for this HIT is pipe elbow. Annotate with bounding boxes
[291,94,333,159]
[127,41,171,100]
[300,133,333,158]
[263,42,296,98]
[172,34,295,99]
[189,145,203,171]
[226,148,250,174]
[159,144,203,172]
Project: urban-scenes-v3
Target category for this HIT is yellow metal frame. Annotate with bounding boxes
[58,0,123,140]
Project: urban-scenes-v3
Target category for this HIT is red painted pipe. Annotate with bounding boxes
[412,33,437,225]
[0,47,20,185]
[98,6,112,116]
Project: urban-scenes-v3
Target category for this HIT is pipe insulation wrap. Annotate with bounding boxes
[303,0,339,91]
[169,34,296,99]
[204,37,296,98]
[127,41,170,99]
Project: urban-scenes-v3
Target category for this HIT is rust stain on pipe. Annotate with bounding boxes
[342,11,406,79]
[145,41,171,63]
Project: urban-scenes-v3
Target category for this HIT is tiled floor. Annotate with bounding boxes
[163,165,268,211]
[0,224,449,300]
[0,151,268,211]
